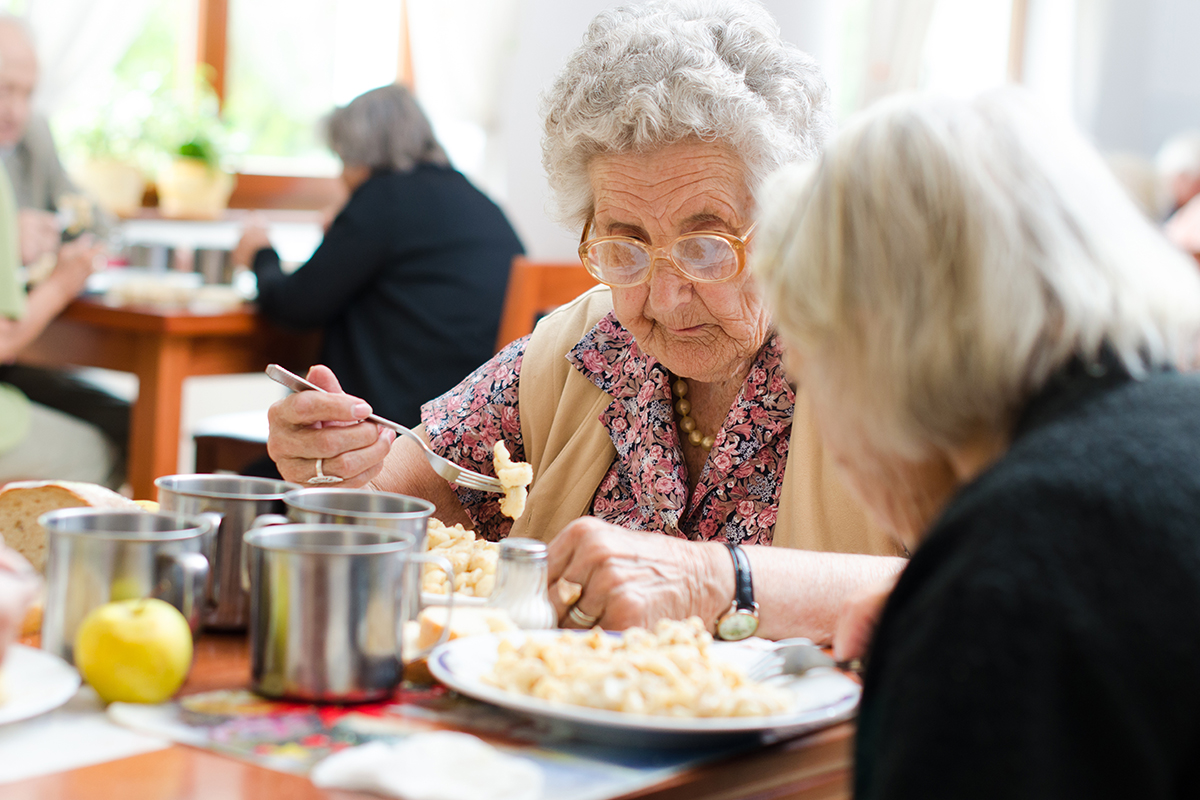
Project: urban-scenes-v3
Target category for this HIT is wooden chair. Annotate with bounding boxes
[495,256,599,352]
[192,410,270,474]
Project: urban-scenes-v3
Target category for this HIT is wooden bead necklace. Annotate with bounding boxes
[672,377,716,451]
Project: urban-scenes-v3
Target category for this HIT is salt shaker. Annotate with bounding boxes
[487,538,557,629]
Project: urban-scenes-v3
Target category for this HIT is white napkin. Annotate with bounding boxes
[310,731,543,800]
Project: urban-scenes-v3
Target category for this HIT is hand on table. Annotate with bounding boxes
[50,235,103,297]
[232,216,271,269]
[0,546,41,665]
[832,569,901,663]
[546,517,728,631]
[267,364,396,487]
[18,209,60,265]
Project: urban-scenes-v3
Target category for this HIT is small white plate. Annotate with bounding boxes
[0,645,81,725]
[429,631,860,744]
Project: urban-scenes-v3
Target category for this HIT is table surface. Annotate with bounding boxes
[4,633,855,800]
[18,296,319,499]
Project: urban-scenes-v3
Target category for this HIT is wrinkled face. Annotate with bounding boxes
[588,140,770,385]
[0,23,37,147]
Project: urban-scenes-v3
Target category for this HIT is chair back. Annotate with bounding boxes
[494,256,599,352]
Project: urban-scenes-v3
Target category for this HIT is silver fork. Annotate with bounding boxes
[745,638,862,683]
[266,364,505,493]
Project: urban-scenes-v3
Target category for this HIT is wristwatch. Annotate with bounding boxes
[716,542,759,641]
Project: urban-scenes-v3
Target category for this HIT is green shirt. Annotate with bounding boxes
[0,166,31,454]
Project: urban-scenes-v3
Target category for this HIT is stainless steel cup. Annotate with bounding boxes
[268,489,436,622]
[156,474,300,630]
[40,509,213,664]
[242,523,454,702]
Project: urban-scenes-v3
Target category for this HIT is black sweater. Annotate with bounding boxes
[856,360,1200,799]
[254,165,523,426]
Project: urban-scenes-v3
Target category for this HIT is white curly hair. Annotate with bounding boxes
[541,0,832,228]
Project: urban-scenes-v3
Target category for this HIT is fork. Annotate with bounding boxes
[266,364,505,493]
[745,638,862,683]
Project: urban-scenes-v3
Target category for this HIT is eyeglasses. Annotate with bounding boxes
[577,219,755,288]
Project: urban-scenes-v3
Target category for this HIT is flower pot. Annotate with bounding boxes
[73,159,146,218]
[156,157,235,220]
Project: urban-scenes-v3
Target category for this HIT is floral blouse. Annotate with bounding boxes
[421,312,795,544]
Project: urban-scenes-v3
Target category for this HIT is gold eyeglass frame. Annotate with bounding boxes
[577,219,756,288]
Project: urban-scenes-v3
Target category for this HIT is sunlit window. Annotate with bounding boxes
[223,0,404,177]
[919,0,1014,95]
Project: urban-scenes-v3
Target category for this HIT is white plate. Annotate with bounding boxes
[429,631,860,741]
[420,592,488,608]
[0,644,81,725]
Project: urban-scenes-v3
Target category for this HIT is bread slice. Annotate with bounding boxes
[0,481,142,573]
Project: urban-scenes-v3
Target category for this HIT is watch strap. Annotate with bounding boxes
[724,542,754,611]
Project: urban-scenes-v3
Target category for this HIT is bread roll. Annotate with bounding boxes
[0,480,142,572]
[404,607,517,684]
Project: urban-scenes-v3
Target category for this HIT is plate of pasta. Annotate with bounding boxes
[428,619,860,743]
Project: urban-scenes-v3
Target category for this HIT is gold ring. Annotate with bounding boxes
[566,604,599,628]
[307,457,343,485]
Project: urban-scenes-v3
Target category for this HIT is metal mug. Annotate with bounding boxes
[260,488,436,622]
[40,508,213,664]
[241,523,455,702]
[156,474,300,630]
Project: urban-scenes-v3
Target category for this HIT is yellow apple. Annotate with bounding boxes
[74,598,194,704]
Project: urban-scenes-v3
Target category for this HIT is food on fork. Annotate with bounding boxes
[423,519,499,597]
[493,441,532,520]
[485,617,793,718]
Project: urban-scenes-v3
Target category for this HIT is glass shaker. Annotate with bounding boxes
[487,538,557,629]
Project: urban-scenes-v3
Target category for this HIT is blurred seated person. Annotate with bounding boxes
[0,14,126,485]
[0,168,116,487]
[757,89,1200,798]
[1156,131,1200,256]
[233,84,524,439]
[0,15,106,265]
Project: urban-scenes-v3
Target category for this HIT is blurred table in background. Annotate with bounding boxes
[18,298,319,500]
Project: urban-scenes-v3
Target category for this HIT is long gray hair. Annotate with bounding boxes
[541,0,832,228]
[326,84,449,173]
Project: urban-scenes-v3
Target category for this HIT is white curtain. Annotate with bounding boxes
[406,0,521,199]
[22,0,157,116]
[855,0,939,109]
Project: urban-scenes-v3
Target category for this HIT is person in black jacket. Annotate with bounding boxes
[234,84,523,430]
[755,89,1200,798]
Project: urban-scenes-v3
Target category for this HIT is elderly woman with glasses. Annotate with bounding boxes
[265,0,906,642]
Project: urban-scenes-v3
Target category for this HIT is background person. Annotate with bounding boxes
[265,0,908,644]
[234,83,523,433]
[0,167,113,486]
[756,89,1200,798]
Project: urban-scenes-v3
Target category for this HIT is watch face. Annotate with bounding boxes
[717,610,758,641]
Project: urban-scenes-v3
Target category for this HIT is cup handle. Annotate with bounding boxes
[403,552,454,663]
[243,514,290,592]
[153,551,210,634]
[196,511,223,614]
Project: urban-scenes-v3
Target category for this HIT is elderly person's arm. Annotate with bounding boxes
[546,517,904,643]
[0,237,100,361]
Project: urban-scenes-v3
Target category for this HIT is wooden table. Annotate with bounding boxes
[17,297,318,499]
[4,633,855,800]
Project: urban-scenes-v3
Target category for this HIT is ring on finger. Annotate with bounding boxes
[566,604,600,629]
[307,457,343,485]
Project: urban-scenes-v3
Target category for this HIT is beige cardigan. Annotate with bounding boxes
[507,287,903,557]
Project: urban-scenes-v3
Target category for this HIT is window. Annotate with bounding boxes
[223,0,405,177]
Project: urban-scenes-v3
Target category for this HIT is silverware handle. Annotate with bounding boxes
[266,364,418,438]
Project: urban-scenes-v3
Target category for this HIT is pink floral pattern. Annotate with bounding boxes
[421,312,794,543]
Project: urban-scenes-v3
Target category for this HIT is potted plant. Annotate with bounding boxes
[151,75,236,220]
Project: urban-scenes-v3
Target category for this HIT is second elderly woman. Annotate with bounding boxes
[266,0,908,643]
